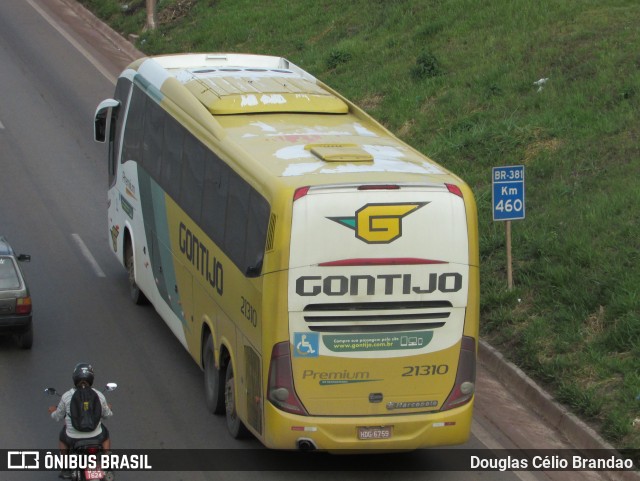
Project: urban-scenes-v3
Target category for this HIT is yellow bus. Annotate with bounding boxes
[94,53,479,451]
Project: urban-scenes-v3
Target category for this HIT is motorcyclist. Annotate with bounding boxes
[48,363,113,456]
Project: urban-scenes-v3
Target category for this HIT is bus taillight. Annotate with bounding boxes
[293,186,310,201]
[446,183,463,198]
[268,341,308,415]
[441,336,476,411]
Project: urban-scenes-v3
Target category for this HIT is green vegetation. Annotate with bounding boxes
[78,0,640,449]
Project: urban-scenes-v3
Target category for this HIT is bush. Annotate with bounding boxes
[411,50,441,80]
[326,50,353,70]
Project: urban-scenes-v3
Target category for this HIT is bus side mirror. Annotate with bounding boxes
[94,99,120,143]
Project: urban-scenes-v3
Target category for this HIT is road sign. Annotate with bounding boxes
[492,165,525,221]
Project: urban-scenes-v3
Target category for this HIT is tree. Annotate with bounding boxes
[146,0,157,30]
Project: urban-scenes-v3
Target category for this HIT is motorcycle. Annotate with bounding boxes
[45,383,117,481]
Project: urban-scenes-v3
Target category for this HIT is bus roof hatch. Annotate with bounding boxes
[182,71,348,115]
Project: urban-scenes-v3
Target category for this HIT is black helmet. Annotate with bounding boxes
[72,363,94,387]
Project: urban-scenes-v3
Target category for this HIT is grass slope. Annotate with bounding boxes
[79,0,640,449]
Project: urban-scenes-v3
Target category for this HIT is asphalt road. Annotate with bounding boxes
[0,1,616,481]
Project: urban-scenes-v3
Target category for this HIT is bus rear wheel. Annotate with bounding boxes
[224,361,250,439]
[204,335,225,414]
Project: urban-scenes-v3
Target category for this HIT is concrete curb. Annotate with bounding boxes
[479,340,640,481]
[60,0,145,62]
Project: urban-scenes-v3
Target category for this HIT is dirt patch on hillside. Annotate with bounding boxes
[157,0,197,25]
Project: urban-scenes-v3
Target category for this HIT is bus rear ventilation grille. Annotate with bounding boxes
[266,214,277,252]
[303,301,452,311]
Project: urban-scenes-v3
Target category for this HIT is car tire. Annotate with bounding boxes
[15,323,33,350]
[224,361,250,439]
[204,335,225,414]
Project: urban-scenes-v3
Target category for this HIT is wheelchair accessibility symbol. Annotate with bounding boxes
[294,332,319,358]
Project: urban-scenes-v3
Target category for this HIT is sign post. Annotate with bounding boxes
[492,166,525,290]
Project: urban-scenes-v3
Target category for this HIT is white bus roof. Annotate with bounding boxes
[126,53,456,182]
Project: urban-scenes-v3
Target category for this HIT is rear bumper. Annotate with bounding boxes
[0,314,32,333]
[262,398,474,451]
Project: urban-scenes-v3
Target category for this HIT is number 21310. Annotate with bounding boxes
[402,364,449,376]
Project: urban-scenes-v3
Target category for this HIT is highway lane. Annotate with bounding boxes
[0,3,254,481]
[0,1,549,480]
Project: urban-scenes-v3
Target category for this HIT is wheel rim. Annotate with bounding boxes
[225,376,236,421]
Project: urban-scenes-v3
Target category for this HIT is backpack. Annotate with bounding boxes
[69,386,102,432]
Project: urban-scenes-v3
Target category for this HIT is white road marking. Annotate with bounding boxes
[0,120,5,129]
[71,234,106,277]
[25,0,116,84]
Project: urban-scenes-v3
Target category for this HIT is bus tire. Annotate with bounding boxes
[125,241,147,305]
[204,335,225,414]
[224,361,250,439]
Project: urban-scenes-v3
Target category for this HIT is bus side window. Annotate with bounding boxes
[201,153,230,248]
[122,85,145,168]
[245,191,270,277]
[107,113,117,184]
[143,97,165,182]
[224,173,251,271]
[161,113,185,201]
[180,134,206,224]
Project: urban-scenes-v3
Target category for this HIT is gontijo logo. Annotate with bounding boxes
[329,203,428,244]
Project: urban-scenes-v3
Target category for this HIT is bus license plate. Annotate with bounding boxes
[357,426,392,440]
[85,468,106,480]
